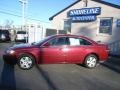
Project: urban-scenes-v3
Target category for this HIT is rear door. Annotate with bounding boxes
[65,37,92,63]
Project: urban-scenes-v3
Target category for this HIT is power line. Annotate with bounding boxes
[0,10,50,23]
[0,10,21,17]
[28,18,50,23]
[0,6,21,15]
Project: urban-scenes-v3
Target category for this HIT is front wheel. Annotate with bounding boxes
[84,54,98,68]
[18,54,35,70]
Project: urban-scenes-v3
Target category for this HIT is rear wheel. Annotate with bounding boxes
[84,54,98,68]
[18,54,35,70]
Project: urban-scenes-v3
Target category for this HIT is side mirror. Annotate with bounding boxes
[43,43,51,47]
[31,42,36,45]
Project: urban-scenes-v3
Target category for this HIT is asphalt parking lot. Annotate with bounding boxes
[0,42,120,90]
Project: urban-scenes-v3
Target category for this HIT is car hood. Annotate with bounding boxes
[10,43,35,50]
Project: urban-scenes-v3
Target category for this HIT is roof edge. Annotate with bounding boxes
[92,0,120,9]
[49,0,81,20]
[49,0,120,21]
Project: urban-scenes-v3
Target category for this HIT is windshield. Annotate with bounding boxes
[32,36,53,45]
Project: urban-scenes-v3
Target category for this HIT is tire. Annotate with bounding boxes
[84,54,98,68]
[17,54,35,70]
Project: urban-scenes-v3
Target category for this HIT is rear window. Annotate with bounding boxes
[17,31,26,34]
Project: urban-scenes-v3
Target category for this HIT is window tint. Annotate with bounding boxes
[79,38,91,45]
[47,37,67,46]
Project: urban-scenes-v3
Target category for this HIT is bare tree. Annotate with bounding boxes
[4,20,14,29]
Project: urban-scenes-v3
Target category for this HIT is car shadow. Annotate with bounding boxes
[35,65,57,90]
[0,63,16,90]
[76,58,120,74]
[101,57,120,73]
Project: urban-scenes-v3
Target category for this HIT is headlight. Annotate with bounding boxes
[6,49,15,54]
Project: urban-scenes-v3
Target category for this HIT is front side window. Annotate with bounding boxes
[47,37,67,46]
[99,17,113,35]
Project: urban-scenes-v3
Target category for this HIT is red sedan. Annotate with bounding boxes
[3,34,109,70]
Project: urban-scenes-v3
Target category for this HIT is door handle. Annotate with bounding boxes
[59,48,62,50]
[59,48,69,52]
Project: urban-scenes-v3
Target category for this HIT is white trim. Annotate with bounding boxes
[97,18,100,35]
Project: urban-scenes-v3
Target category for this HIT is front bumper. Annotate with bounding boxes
[3,54,17,64]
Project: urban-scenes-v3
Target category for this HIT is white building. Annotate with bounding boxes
[27,23,45,43]
[49,0,120,55]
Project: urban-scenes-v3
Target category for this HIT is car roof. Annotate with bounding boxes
[51,34,89,39]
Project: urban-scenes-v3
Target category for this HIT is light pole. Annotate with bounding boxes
[19,0,28,43]
[19,0,27,27]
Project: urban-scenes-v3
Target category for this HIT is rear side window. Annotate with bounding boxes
[79,38,92,45]
[67,37,92,46]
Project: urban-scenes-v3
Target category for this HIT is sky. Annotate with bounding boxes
[0,0,120,28]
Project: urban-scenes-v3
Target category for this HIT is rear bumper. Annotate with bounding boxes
[0,38,10,42]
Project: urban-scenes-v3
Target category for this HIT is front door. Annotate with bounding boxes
[40,37,67,64]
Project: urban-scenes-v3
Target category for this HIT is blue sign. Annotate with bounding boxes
[117,19,120,27]
[71,15,96,22]
[68,7,101,22]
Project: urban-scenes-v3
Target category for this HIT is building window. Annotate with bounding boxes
[99,17,113,35]
[64,19,71,33]
[117,19,120,27]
